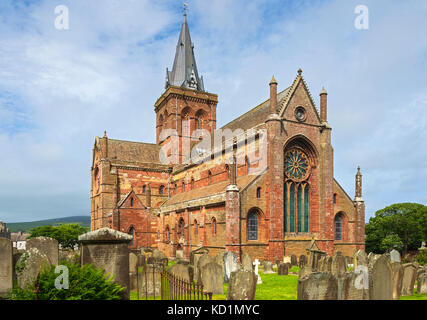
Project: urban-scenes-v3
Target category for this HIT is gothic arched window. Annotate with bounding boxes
[247,210,258,240]
[284,147,311,234]
[256,187,261,199]
[334,214,343,240]
[129,227,135,246]
[178,218,185,237]
[208,171,212,184]
[182,113,190,136]
[194,219,198,236]
[159,185,164,195]
[212,217,217,236]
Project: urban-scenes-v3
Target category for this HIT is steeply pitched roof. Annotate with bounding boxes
[221,87,290,131]
[166,13,204,92]
[106,139,162,164]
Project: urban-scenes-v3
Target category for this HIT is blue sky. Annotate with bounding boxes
[0,0,426,223]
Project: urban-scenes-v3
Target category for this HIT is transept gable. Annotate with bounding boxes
[278,71,321,126]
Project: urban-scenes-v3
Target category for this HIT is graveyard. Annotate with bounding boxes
[1,226,427,301]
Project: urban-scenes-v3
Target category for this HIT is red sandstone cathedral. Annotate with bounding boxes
[90,13,365,261]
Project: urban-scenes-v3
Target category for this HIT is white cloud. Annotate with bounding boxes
[0,0,426,222]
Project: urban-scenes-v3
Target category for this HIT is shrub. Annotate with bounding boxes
[416,250,427,266]
[7,261,124,300]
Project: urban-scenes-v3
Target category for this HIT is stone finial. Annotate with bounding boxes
[298,68,303,76]
[270,75,277,85]
[320,87,327,95]
[104,131,107,138]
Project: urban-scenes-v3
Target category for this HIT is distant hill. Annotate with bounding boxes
[6,216,91,233]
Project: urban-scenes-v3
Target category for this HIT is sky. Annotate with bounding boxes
[0,0,426,223]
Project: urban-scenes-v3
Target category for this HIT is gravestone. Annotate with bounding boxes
[176,249,184,260]
[191,248,209,281]
[318,256,326,271]
[325,256,333,272]
[59,249,79,265]
[200,262,224,295]
[12,250,24,282]
[168,262,193,282]
[353,249,368,268]
[151,249,168,267]
[17,247,50,289]
[417,273,427,294]
[278,263,289,276]
[291,254,298,266]
[214,252,225,277]
[253,259,262,284]
[283,256,291,264]
[223,251,239,283]
[331,252,347,278]
[340,271,369,300]
[369,254,393,300]
[227,270,257,300]
[0,238,13,297]
[79,228,132,299]
[140,264,162,297]
[401,263,417,296]
[26,237,59,266]
[263,261,274,274]
[197,254,213,282]
[389,249,401,263]
[391,262,403,300]
[241,253,253,271]
[297,272,338,300]
[129,252,139,292]
[299,255,307,268]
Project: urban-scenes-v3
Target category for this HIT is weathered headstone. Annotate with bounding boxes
[214,252,225,277]
[227,270,257,300]
[140,264,162,297]
[299,255,307,268]
[297,272,338,300]
[223,251,239,283]
[200,262,223,295]
[176,249,184,260]
[241,253,253,272]
[151,248,168,267]
[353,249,368,268]
[129,252,139,292]
[263,261,274,274]
[369,254,393,300]
[401,263,417,296]
[331,252,347,278]
[26,237,59,266]
[168,262,193,282]
[391,262,403,300]
[197,254,213,282]
[389,249,401,263]
[79,228,132,299]
[278,263,289,276]
[0,238,13,297]
[191,247,209,281]
[17,247,50,289]
[291,254,298,266]
[417,273,427,294]
[340,271,369,300]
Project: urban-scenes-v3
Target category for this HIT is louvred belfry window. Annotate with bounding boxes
[284,148,311,234]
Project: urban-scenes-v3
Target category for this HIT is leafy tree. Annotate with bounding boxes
[28,223,88,249]
[7,261,124,300]
[365,203,427,255]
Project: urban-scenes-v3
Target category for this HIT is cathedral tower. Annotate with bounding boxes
[155,13,218,164]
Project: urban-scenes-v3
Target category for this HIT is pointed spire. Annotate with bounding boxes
[270,75,277,85]
[166,12,205,91]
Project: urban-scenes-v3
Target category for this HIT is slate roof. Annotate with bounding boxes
[106,139,163,164]
[162,174,259,207]
[221,87,291,131]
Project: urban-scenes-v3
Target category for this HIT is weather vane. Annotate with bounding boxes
[183,2,188,15]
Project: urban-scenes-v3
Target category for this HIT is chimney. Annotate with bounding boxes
[269,76,278,114]
[320,88,328,122]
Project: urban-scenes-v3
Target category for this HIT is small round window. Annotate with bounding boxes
[295,107,306,122]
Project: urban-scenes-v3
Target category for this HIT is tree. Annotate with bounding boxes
[365,203,427,255]
[28,223,88,249]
